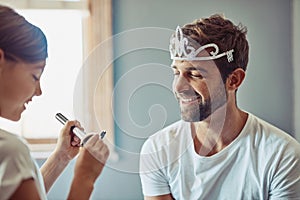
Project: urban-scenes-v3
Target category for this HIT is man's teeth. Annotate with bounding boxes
[24,103,28,108]
[182,97,199,102]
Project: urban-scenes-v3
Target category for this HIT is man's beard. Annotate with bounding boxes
[180,98,211,122]
[177,89,227,122]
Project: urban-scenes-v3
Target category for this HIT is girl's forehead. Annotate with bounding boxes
[23,60,46,71]
[31,60,46,69]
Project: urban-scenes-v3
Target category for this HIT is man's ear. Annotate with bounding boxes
[226,68,246,91]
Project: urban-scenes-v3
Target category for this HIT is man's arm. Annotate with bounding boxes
[145,194,174,200]
[140,144,174,199]
[269,141,300,199]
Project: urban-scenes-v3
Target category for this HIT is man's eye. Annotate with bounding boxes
[189,72,203,79]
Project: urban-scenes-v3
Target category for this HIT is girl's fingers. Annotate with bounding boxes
[82,134,109,163]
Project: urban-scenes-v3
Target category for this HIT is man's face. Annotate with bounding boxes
[172,58,227,122]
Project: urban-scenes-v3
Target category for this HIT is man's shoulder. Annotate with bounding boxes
[141,120,188,152]
[248,113,300,154]
[250,114,296,139]
[149,120,187,139]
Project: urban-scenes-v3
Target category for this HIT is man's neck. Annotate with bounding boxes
[191,104,248,156]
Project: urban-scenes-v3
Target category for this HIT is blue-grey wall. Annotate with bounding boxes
[46,0,293,199]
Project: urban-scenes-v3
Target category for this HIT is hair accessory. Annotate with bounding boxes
[169,26,234,62]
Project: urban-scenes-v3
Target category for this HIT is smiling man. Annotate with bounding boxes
[139,14,300,200]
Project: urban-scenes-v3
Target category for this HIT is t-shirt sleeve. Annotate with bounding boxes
[0,136,37,200]
[269,140,300,200]
[139,138,171,197]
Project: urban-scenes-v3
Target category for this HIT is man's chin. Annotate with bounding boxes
[180,109,211,122]
[181,113,202,122]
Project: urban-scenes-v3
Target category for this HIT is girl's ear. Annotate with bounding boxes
[0,48,4,62]
[226,68,246,91]
[0,49,5,67]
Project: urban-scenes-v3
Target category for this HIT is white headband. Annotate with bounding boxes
[169,26,234,62]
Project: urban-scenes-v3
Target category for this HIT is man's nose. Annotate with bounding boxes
[173,75,190,93]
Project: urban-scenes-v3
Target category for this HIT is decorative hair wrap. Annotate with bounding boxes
[169,26,234,62]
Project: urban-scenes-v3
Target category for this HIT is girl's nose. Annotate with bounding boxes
[35,81,42,96]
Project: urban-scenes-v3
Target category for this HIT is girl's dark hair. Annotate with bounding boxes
[182,14,249,83]
[0,5,48,63]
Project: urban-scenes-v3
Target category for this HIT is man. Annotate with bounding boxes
[139,14,300,200]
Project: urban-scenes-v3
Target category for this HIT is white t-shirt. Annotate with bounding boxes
[140,113,300,200]
[0,129,47,200]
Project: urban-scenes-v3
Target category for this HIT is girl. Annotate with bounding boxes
[0,5,109,199]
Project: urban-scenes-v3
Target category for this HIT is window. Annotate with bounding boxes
[21,9,84,137]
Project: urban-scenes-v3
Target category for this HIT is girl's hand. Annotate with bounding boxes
[54,120,82,161]
[74,134,110,181]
